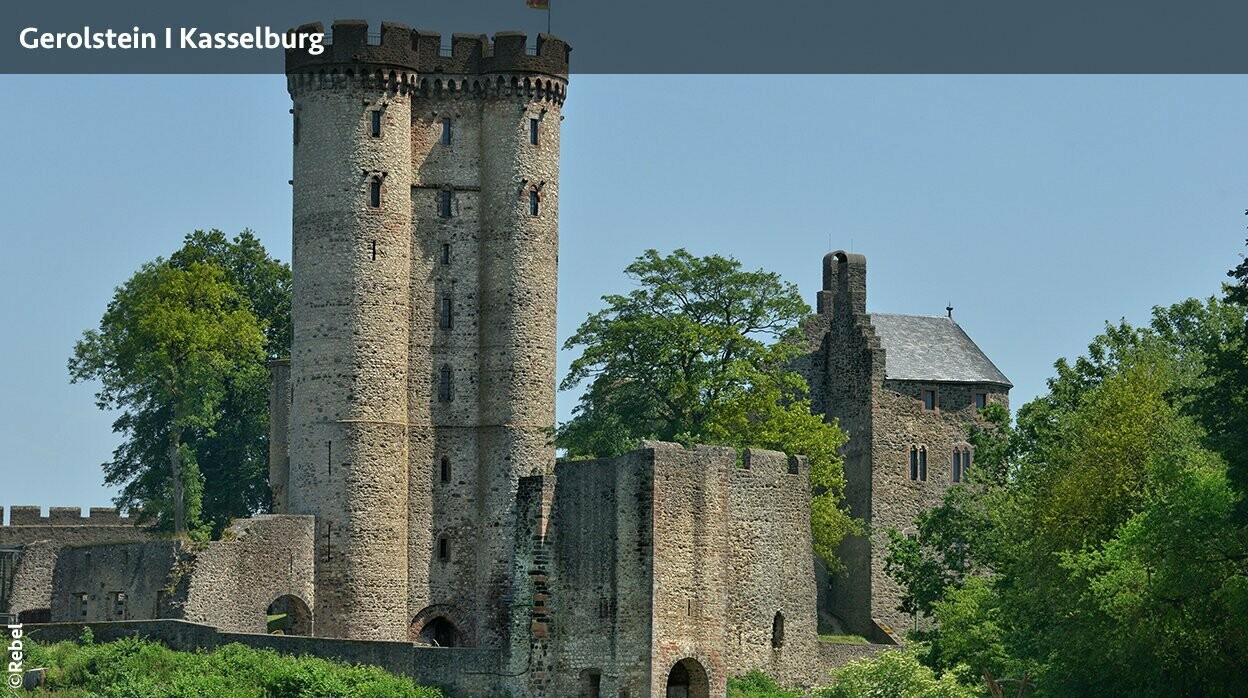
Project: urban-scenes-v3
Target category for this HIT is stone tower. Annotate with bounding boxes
[278,20,569,644]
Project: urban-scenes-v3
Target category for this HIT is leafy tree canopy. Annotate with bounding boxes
[69,230,288,538]
[559,248,856,565]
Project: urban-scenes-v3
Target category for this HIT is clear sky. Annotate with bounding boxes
[1,74,1245,515]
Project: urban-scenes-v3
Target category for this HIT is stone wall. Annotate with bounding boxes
[42,516,314,634]
[0,507,155,620]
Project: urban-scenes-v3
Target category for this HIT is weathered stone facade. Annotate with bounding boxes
[801,251,1011,639]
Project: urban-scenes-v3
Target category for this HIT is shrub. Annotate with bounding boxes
[728,670,802,698]
[818,650,976,698]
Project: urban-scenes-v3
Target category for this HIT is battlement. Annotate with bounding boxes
[637,441,810,478]
[2,506,140,527]
[285,20,570,79]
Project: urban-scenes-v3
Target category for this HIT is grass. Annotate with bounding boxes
[819,633,869,644]
[23,631,443,697]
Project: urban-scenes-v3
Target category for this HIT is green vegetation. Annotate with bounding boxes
[878,239,1248,696]
[24,634,441,698]
[820,650,977,698]
[728,670,802,698]
[558,249,857,566]
[819,634,869,644]
[69,230,290,538]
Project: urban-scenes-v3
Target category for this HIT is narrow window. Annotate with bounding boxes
[79,593,89,618]
[370,240,377,261]
[438,366,452,402]
[441,117,452,145]
[922,389,937,411]
[909,446,919,481]
[965,449,973,476]
[440,297,453,329]
[369,178,382,208]
[323,521,333,562]
[370,109,382,137]
[975,392,988,410]
[919,446,928,482]
[438,536,450,562]
[771,611,785,648]
[113,591,126,619]
[439,190,453,218]
[529,117,539,145]
[953,449,962,483]
[440,456,451,483]
[529,190,540,216]
[441,243,451,265]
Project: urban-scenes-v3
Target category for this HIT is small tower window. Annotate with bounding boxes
[975,392,988,410]
[438,536,450,562]
[440,297,453,329]
[369,178,382,209]
[438,366,452,402]
[370,109,382,138]
[441,243,451,265]
[771,611,785,648]
[953,449,963,483]
[909,446,919,481]
[922,389,937,411]
[919,446,928,482]
[441,117,452,145]
[530,117,539,145]
[440,456,451,483]
[529,190,540,217]
[439,190,453,218]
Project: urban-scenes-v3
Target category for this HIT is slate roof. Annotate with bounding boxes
[868,313,1012,387]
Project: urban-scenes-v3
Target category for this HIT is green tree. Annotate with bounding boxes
[559,249,855,565]
[69,259,266,537]
[169,230,292,533]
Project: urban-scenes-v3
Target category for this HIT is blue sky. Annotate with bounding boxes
[1,74,1245,514]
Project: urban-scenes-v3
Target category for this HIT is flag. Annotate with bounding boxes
[527,0,549,9]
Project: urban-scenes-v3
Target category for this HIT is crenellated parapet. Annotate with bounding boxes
[285,20,570,91]
[3,506,141,527]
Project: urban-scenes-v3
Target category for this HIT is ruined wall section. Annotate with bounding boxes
[726,450,821,687]
[268,360,292,514]
[549,452,655,698]
[50,542,181,623]
[181,515,316,634]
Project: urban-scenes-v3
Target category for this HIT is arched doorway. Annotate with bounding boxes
[416,616,462,647]
[266,595,312,635]
[409,603,474,647]
[665,658,710,698]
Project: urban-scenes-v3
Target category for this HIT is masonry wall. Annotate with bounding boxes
[867,379,1007,635]
[549,452,655,698]
[0,507,155,620]
[725,450,821,686]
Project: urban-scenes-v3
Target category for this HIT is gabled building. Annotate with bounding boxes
[802,251,1011,639]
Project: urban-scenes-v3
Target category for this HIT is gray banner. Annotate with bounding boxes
[2,0,1245,73]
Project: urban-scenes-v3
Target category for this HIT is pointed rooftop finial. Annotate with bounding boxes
[946,303,953,318]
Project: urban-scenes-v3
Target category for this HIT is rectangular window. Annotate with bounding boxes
[922,389,937,411]
[440,297,453,329]
[441,243,451,265]
[439,190,453,218]
[529,190,540,216]
[438,367,452,402]
[370,109,382,137]
[369,179,381,208]
[438,537,450,561]
[909,448,919,481]
[529,117,539,145]
[953,450,962,483]
[919,448,928,482]
[975,392,988,410]
[441,117,452,145]
[113,591,126,619]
